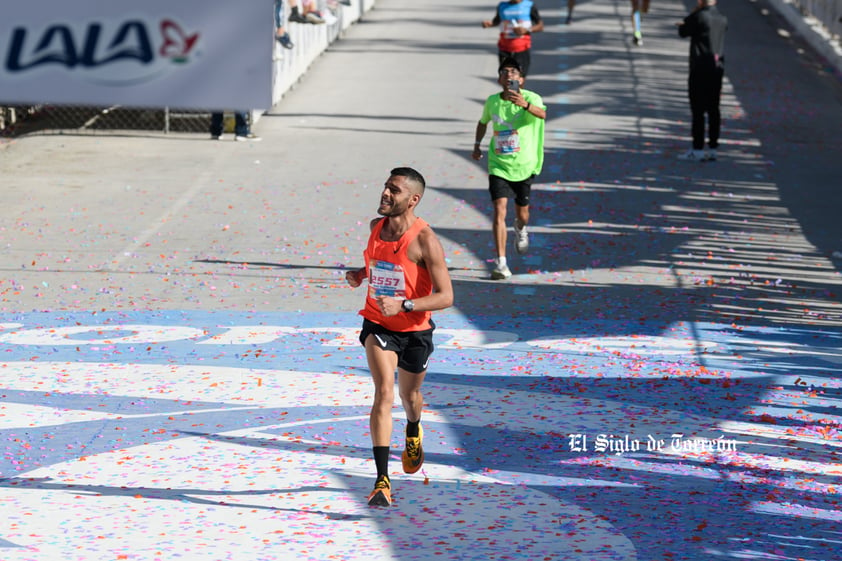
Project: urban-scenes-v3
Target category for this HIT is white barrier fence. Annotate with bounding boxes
[270,0,376,107]
[769,0,842,75]
[793,0,842,40]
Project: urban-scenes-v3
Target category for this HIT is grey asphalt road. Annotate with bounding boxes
[1,0,840,326]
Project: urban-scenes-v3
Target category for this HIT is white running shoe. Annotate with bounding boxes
[514,223,529,255]
[491,264,512,280]
[678,149,705,161]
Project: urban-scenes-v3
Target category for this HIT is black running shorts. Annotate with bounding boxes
[359,318,436,374]
[489,174,533,207]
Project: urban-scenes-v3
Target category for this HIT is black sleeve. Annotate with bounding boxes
[678,14,695,38]
[531,6,542,24]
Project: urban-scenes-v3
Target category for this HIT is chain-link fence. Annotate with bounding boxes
[0,104,216,137]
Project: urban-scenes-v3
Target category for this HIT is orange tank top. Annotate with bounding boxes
[360,217,433,332]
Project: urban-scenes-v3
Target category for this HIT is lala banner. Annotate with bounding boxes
[0,0,274,109]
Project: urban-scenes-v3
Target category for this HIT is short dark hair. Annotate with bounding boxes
[498,57,522,75]
[390,166,426,194]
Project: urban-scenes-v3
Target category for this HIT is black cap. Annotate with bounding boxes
[498,57,522,74]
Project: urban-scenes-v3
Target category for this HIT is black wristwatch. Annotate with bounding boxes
[401,299,415,312]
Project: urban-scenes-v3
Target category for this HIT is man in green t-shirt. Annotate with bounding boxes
[472,58,546,280]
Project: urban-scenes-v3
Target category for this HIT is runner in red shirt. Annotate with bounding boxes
[481,0,544,78]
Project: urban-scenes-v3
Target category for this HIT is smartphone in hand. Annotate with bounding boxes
[508,79,520,93]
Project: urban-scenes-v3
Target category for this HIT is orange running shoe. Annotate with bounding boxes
[367,475,391,507]
[402,424,425,474]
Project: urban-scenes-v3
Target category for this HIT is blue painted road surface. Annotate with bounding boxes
[1,312,840,560]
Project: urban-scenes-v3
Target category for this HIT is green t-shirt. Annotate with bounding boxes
[479,89,546,182]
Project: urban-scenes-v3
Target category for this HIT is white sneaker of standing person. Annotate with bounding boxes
[235,132,261,142]
[677,148,705,161]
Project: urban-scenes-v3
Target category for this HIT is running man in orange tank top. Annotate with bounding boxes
[345,167,454,507]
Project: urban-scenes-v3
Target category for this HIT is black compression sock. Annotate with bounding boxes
[373,446,390,479]
[406,420,420,438]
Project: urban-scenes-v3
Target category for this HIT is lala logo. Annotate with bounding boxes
[159,20,199,62]
[4,18,201,84]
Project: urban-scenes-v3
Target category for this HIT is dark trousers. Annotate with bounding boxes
[688,68,724,150]
[498,49,531,78]
[209,111,250,137]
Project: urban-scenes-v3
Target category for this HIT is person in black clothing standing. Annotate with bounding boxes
[677,0,728,162]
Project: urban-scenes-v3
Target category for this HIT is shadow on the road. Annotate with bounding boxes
[434,0,840,331]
